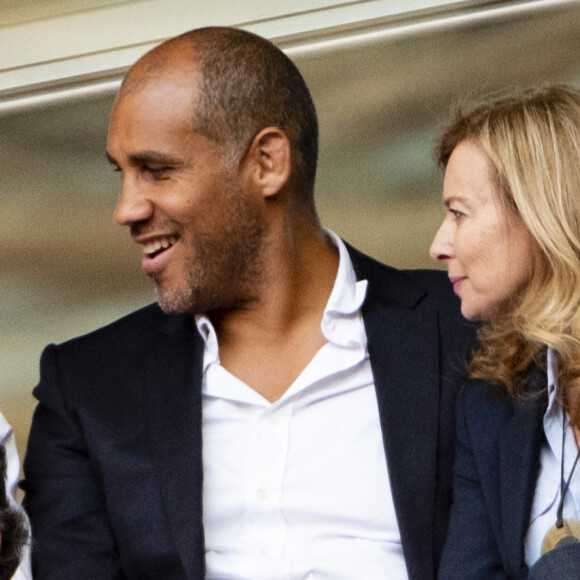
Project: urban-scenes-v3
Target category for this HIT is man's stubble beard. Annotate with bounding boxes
[155,191,267,315]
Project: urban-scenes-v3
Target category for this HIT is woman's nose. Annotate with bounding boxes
[429,220,453,262]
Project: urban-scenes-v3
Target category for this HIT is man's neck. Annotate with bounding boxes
[209,228,339,402]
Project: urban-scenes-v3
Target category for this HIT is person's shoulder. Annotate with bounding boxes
[404,267,464,308]
[460,378,511,408]
[345,242,452,306]
[49,303,192,361]
[458,378,518,432]
[462,373,546,422]
[61,303,167,343]
[344,240,451,294]
[37,304,197,396]
[345,242,406,281]
[403,268,453,296]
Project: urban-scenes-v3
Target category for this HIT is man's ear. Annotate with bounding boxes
[244,127,291,198]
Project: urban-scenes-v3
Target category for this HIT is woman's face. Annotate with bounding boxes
[430,140,535,321]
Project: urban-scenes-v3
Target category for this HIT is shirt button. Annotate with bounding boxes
[256,489,268,501]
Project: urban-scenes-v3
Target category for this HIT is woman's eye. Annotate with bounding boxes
[449,209,464,220]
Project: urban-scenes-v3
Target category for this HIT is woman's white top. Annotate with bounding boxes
[525,347,580,566]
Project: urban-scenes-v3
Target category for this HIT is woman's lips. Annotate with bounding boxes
[449,276,466,294]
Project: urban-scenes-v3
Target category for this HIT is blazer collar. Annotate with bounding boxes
[348,244,440,580]
[346,241,426,310]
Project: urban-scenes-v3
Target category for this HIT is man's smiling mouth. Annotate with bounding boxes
[141,235,178,258]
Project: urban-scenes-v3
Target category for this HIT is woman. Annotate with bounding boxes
[430,85,580,578]
[1,413,29,580]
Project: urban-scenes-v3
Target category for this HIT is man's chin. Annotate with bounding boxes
[155,286,191,315]
[155,284,210,315]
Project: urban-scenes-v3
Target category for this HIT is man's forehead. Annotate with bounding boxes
[122,37,199,90]
[120,58,200,100]
[107,71,203,153]
[109,65,202,133]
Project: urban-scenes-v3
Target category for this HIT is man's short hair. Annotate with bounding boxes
[185,27,319,200]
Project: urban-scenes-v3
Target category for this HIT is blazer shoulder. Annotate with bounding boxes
[345,241,456,310]
[57,303,165,345]
[459,379,514,418]
[403,269,459,305]
[457,379,539,450]
[459,374,546,426]
[50,303,196,366]
[37,304,200,408]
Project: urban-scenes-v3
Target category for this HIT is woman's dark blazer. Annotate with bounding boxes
[439,369,548,579]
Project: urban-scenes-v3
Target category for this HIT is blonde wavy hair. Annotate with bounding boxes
[437,85,580,421]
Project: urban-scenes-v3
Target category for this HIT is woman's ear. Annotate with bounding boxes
[244,127,291,198]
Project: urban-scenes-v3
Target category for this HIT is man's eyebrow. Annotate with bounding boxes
[132,151,183,166]
[105,151,182,167]
[114,151,183,166]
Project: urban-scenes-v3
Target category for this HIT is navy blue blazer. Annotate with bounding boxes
[439,370,548,579]
[23,244,474,579]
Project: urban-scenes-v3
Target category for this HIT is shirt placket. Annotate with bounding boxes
[244,402,293,572]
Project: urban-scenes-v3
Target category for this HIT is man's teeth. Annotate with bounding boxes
[142,237,176,256]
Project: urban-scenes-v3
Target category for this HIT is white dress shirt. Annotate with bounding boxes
[1,412,32,580]
[525,347,580,566]
[199,231,408,579]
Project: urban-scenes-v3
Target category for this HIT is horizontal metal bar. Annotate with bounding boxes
[0,0,577,116]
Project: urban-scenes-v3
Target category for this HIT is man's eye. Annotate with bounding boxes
[144,166,171,180]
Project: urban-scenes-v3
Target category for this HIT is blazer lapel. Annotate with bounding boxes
[500,368,546,577]
[367,305,441,580]
[146,313,206,579]
[348,245,440,580]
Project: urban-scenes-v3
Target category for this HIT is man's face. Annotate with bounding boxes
[107,76,266,314]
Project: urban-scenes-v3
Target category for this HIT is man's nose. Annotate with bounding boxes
[113,177,154,226]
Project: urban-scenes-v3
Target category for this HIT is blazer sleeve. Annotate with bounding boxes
[438,386,508,580]
[22,345,124,579]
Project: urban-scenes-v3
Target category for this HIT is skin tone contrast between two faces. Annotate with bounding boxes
[430,140,535,322]
[108,70,533,327]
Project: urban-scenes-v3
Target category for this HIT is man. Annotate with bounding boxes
[23,27,473,579]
